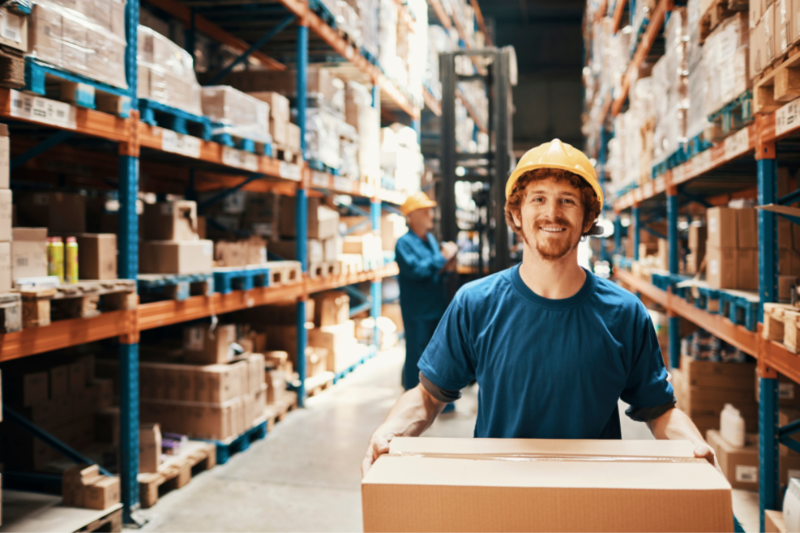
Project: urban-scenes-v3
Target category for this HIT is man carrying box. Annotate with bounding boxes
[395,192,458,401]
[363,139,714,475]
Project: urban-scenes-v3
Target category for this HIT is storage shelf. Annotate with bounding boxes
[424,86,442,117]
[612,0,627,32]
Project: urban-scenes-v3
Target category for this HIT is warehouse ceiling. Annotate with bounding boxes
[480,0,585,155]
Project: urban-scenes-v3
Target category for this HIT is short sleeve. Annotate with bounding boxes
[620,306,676,410]
[417,294,476,391]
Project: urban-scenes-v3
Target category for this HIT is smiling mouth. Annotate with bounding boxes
[539,226,567,233]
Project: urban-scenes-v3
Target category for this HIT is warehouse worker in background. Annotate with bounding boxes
[395,192,458,414]
[363,140,714,476]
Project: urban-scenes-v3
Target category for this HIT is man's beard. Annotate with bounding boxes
[521,217,582,261]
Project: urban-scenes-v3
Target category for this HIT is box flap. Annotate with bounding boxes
[389,437,697,458]
[758,204,800,217]
[364,455,730,490]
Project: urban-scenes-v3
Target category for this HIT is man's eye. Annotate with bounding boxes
[562,199,574,204]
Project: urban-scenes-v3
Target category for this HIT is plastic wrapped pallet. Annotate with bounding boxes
[339,120,360,181]
[345,82,380,184]
[335,0,362,47]
[686,58,709,139]
[137,25,202,116]
[28,0,127,90]
[306,108,340,169]
[703,12,750,117]
[377,0,397,72]
[201,86,271,144]
[630,0,657,57]
[686,0,704,72]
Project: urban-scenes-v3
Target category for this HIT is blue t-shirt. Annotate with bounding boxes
[418,265,675,439]
[396,231,449,323]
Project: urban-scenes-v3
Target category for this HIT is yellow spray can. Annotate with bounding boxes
[47,237,64,283]
[66,236,78,284]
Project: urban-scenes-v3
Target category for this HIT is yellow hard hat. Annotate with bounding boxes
[401,191,437,216]
[505,139,603,207]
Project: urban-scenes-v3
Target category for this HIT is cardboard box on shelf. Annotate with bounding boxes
[268,238,324,263]
[77,234,117,280]
[139,240,213,274]
[706,207,738,248]
[265,369,285,404]
[84,476,121,510]
[323,237,341,262]
[286,122,301,153]
[0,8,26,54]
[16,192,87,235]
[306,347,328,378]
[278,196,339,240]
[737,249,759,290]
[143,201,198,241]
[248,91,290,121]
[312,291,350,327]
[779,275,798,301]
[736,208,758,249]
[0,188,10,241]
[22,371,48,406]
[765,510,787,533]
[214,236,267,267]
[688,224,707,252]
[95,407,119,444]
[139,423,162,474]
[269,114,287,146]
[183,324,236,365]
[707,429,800,490]
[362,437,733,532]
[11,227,48,280]
[343,233,382,256]
[308,320,358,371]
[0,241,10,292]
[705,246,738,289]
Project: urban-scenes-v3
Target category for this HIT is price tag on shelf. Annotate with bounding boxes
[724,127,749,159]
[161,129,201,158]
[9,90,76,129]
[776,97,800,136]
[279,162,302,181]
[222,146,258,172]
[333,176,351,192]
[310,170,329,187]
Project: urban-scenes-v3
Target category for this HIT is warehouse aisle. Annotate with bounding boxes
[139,345,755,532]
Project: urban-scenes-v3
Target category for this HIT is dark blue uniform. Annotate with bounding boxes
[395,231,449,390]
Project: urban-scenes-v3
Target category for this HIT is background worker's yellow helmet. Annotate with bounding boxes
[505,139,603,207]
[401,191,437,216]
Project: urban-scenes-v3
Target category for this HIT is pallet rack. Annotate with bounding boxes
[0,0,428,524]
[586,0,800,528]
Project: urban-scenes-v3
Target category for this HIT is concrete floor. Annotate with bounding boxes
[139,343,759,532]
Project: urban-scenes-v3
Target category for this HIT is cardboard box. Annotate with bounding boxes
[140,398,238,441]
[23,372,49,406]
[736,208,758,249]
[0,241,10,292]
[306,347,328,378]
[85,476,121,510]
[706,246,738,289]
[143,201,198,241]
[0,188,9,241]
[77,234,117,280]
[688,224,706,251]
[247,91,290,121]
[139,423,161,474]
[265,369,285,404]
[362,437,733,532]
[707,207,738,248]
[50,365,68,399]
[278,196,340,240]
[183,324,236,365]
[94,407,119,444]
[312,291,350,326]
[269,115,287,146]
[62,464,101,507]
[751,14,768,77]
[12,227,48,279]
[323,237,341,262]
[751,0,764,28]
[286,122,301,153]
[214,237,267,267]
[765,510,787,533]
[780,275,799,301]
[0,7,27,53]
[139,240,213,274]
[16,192,86,234]
[737,249,759,290]
[766,4,777,64]
[707,429,800,490]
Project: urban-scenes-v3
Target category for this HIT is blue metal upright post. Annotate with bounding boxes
[614,216,622,255]
[757,145,779,529]
[632,206,640,260]
[371,84,382,350]
[667,191,680,369]
[119,0,141,524]
[295,23,309,407]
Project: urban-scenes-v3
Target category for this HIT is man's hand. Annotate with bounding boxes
[693,443,716,467]
[440,241,459,260]
[444,256,457,272]
[361,431,395,477]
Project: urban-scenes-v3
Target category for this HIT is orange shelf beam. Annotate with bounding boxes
[612,0,628,33]
[307,264,399,294]
[423,86,442,117]
[429,0,452,29]
[613,268,668,306]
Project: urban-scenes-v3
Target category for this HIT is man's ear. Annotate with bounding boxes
[512,209,522,228]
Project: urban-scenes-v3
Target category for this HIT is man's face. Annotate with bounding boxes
[407,207,434,234]
[512,176,589,261]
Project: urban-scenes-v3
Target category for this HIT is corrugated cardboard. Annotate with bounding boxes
[706,246,738,289]
[0,7,27,54]
[765,509,787,533]
[707,429,800,490]
[736,208,759,249]
[0,189,10,241]
[77,234,117,280]
[183,324,236,365]
[706,207,738,248]
[139,240,213,274]
[737,249,759,290]
[286,122,301,152]
[143,201,198,241]
[780,275,799,301]
[12,227,48,279]
[247,91,290,121]
[139,423,161,474]
[363,437,733,533]
[278,196,340,240]
[23,372,49,406]
[312,291,350,326]
[16,192,86,234]
[84,476,121,510]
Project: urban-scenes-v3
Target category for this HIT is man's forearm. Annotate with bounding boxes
[647,407,706,445]
[376,385,446,438]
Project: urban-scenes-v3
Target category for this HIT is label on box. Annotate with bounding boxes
[724,128,749,160]
[9,90,76,129]
[776,98,800,136]
[735,465,758,482]
[780,382,796,399]
[186,328,204,351]
[311,170,328,187]
[709,217,717,235]
[0,10,22,43]
[161,130,201,158]
[279,162,301,181]
[790,469,800,480]
[203,242,213,256]
[710,259,719,275]
[221,146,258,172]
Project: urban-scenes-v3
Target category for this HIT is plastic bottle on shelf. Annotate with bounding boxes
[47,237,65,283]
[720,404,745,447]
[65,236,78,284]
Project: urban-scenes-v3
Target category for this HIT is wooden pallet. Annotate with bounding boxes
[213,265,270,294]
[0,292,22,333]
[208,418,268,465]
[274,145,302,165]
[706,90,753,141]
[139,98,212,140]
[699,0,743,43]
[337,254,363,275]
[305,371,335,397]
[76,507,122,532]
[137,272,214,302]
[265,260,302,285]
[308,261,341,279]
[764,303,800,353]
[18,280,136,328]
[210,126,272,156]
[264,390,298,431]
[137,440,216,509]
[754,47,800,114]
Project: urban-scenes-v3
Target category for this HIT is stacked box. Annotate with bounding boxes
[62,464,121,510]
[139,200,214,274]
[76,234,117,280]
[137,25,202,116]
[0,125,8,292]
[201,86,271,144]
[278,196,340,241]
[248,92,291,149]
[345,81,379,185]
[707,430,800,490]
[703,13,749,125]
[705,207,761,290]
[686,223,707,275]
[214,236,267,267]
[381,124,424,196]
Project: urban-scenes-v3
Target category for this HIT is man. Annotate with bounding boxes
[363,139,713,476]
[395,192,458,394]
